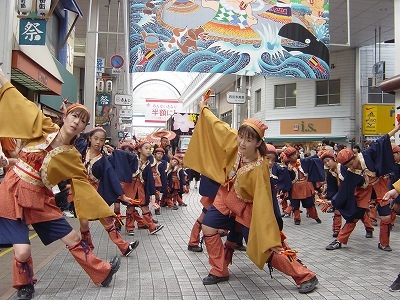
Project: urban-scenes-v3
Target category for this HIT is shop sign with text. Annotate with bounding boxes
[280,118,331,135]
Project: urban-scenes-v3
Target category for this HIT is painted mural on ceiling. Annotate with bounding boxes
[129,0,330,78]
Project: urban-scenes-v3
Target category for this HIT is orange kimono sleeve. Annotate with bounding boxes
[183,106,238,184]
[42,146,114,220]
[0,82,56,140]
[245,161,281,269]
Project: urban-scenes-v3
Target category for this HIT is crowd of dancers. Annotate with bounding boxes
[2,65,400,299]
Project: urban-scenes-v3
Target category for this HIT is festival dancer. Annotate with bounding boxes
[165,156,188,207]
[151,147,169,215]
[74,127,139,256]
[0,68,120,300]
[110,142,149,234]
[183,96,318,293]
[282,146,325,225]
[389,144,400,228]
[319,150,374,238]
[187,175,220,252]
[326,123,400,251]
[383,159,400,291]
[128,141,164,234]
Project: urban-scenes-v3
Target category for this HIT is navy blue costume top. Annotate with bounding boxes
[301,155,326,182]
[139,155,157,201]
[270,163,293,231]
[109,149,138,183]
[332,134,394,221]
[325,164,348,201]
[75,137,124,206]
[390,161,400,204]
[167,167,187,194]
[155,159,168,193]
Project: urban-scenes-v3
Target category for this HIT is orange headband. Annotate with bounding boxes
[242,118,268,139]
[66,103,91,120]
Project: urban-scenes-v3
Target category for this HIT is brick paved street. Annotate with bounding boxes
[1,183,400,300]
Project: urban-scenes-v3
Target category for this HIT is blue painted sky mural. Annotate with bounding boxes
[129,0,330,78]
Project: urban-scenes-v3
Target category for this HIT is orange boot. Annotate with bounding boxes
[12,255,37,289]
[80,230,95,250]
[188,219,203,252]
[104,224,133,256]
[68,241,120,286]
[142,212,164,234]
[125,211,135,235]
[306,206,321,223]
[132,209,149,229]
[13,255,37,299]
[224,240,236,267]
[268,253,317,293]
[332,210,342,237]
[176,194,187,206]
[293,209,301,225]
[202,232,229,285]
[378,220,392,251]
[369,204,378,226]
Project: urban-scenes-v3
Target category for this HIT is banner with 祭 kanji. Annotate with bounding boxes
[129,0,330,78]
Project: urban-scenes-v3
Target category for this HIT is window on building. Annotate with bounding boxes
[274,83,296,108]
[367,78,395,103]
[316,79,340,106]
[46,13,61,59]
[221,110,232,127]
[255,89,261,112]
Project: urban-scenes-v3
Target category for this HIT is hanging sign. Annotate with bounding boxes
[19,18,46,45]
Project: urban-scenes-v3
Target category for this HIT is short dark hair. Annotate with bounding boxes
[353,145,361,151]
[336,144,346,151]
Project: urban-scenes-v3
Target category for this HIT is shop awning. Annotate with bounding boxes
[40,57,78,112]
[60,0,83,17]
[11,47,63,95]
[380,74,400,93]
[264,136,347,143]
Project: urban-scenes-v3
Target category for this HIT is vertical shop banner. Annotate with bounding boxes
[129,0,329,78]
[96,93,113,125]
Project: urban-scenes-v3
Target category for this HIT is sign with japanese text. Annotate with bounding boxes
[115,94,133,106]
[97,93,112,106]
[119,109,133,118]
[19,18,46,45]
[112,68,122,75]
[145,99,183,125]
[227,92,246,104]
[95,93,112,126]
[362,104,395,135]
[97,58,105,73]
